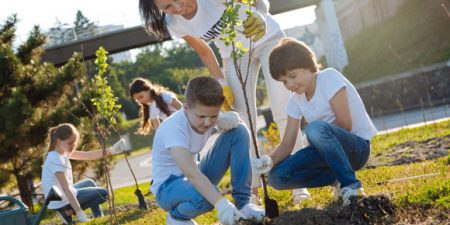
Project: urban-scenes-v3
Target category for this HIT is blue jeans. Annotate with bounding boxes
[156,124,252,221]
[57,179,108,219]
[268,121,370,190]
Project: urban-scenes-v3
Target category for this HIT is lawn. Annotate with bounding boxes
[40,119,450,224]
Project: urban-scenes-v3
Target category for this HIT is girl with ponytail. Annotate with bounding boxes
[42,123,126,224]
[129,77,183,135]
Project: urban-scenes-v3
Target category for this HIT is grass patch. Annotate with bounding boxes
[41,120,449,224]
[344,0,450,84]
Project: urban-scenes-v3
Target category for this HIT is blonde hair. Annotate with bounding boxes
[44,123,79,160]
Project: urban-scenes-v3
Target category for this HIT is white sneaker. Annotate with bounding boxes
[239,203,265,222]
[292,188,311,204]
[250,193,262,206]
[341,186,366,206]
[166,214,198,225]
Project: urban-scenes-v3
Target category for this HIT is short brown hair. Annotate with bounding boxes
[269,37,320,80]
[185,76,225,107]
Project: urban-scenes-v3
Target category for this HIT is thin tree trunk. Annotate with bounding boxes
[13,166,34,212]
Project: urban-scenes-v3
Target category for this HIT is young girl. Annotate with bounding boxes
[138,0,309,203]
[129,77,183,135]
[252,37,378,206]
[41,123,126,224]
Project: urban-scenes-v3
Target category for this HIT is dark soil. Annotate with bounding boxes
[239,195,450,225]
[238,135,450,225]
[367,135,450,168]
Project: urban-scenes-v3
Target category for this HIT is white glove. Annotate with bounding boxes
[76,210,90,222]
[110,138,126,155]
[215,198,244,225]
[217,111,240,132]
[251,155,273,175]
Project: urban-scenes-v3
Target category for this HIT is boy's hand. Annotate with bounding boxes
[215,198,244,225]
[217,111,240,132]
[110,139,126,155]
[251,155,273,175]
[243,11,266,42]
[76,210,90,222]
[218,78,234,112]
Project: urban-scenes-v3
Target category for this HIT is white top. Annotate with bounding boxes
[150,109,213,193]
[165,0,281,58]
[149,91,178,120]
[286,68,378,140]
[42,151,78,209]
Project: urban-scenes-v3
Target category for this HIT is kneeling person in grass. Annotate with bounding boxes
[252,38,378,206]
[151,76,265,225]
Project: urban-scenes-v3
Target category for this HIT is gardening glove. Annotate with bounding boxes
[251,155,273,175]
[76,210,90,222]
[110,138,126,155]
[218,78,234,112]
[217,111,240,132]
[215,198,244,225]
[243,11,266,42]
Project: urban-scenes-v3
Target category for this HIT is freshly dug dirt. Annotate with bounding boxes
[238,195,450,225]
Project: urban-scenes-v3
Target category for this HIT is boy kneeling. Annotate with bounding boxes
[252,38,377,206]
[151,76,265,225]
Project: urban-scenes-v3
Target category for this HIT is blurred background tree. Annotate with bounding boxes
[0,14,99,211]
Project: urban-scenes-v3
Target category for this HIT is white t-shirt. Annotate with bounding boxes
[150,109,213,193]
[41,151,78,209]
[286,68,378,140]
[149,91,178,121]
[165,0,281,58]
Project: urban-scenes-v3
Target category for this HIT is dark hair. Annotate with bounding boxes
[44,123,79,160]
[139,0,170,38]
[269,37,320,80]
[185,76,225,107]
[129,77,172,135]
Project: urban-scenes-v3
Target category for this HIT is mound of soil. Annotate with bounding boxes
[238,195,449,225]
[367,135,450,168]
[261,195,395,225]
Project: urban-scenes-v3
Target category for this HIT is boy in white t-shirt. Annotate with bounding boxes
[151,76,264,225]
[251,37,378,206]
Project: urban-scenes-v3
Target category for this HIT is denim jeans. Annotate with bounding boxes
[56,179,108,219]
[156,124,252,221]
[268,121,370,190]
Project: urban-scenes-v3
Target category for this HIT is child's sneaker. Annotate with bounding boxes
[239,203,265,222]
[166,214,198,225]
[340,186,366,206]
[56,210,73,225]
[331,182,341,202]
[292,188,311,204]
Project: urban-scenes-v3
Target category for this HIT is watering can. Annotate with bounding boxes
[0,186,62,225]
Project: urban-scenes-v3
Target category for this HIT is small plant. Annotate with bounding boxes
[90,46,122,223]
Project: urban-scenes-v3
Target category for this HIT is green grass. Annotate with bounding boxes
[343,0,450,84]
[40,120,450,224]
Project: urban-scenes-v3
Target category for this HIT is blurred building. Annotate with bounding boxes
[45,24,132,63]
